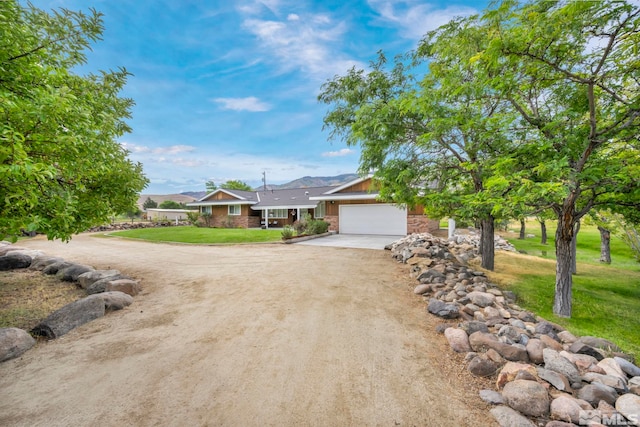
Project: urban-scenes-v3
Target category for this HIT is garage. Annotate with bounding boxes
[339,204,407,235]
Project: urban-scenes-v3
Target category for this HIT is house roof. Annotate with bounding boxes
[251,186,336,209]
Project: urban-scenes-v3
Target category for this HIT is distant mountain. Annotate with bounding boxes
[137,194,196,209]
[263,173,360,190]
[181,191,207,200]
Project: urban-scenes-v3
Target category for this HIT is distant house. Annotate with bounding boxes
[146,208,191,222]
[186,176,439,235]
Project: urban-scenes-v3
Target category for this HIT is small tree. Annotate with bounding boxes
[220,180,252,191]
[142,197,158,210]
[205,180,217,193]
[158,200,183,209]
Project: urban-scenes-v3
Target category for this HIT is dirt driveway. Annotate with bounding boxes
[0,234,494,427]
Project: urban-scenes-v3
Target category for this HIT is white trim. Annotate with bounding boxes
[187,201,255,207]
[197,188,248,202]
[251,204,317,210]
[309,194,378,201]
[321,174,373,195]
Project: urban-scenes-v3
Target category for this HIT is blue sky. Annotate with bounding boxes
[28,0,486,194]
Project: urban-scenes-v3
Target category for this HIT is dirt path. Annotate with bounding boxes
[0,234,494,426]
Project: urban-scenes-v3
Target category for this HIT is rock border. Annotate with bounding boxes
[0,241,140,363]
[388,233,640,427]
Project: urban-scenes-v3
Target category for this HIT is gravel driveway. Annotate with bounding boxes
[0,233,494,426]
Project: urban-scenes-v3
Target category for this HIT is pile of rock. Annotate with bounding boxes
[0,242,140,363]
[87,220,189,232]
[389,233,640,427]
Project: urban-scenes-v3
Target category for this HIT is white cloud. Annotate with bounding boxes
[241,12,363,80]
[322,148,355,157]
[121,142,196,155]
[213,96,272,112]
[368,0,478,40]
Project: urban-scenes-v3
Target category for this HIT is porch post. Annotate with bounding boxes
[265,209,269,229]
[297,208,300,221]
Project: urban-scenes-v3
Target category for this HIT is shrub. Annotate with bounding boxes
[307,219,329,235]
[292,220,306,235]
[186,211,200,226]
[281,225,294,239]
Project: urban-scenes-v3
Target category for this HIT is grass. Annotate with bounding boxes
[107,226,283,244]
[0,270,85,330]
[486,221,640,358]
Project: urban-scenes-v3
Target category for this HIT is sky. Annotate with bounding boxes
[27,0,487,194]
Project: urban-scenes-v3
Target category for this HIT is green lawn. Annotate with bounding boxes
[488,222,640,358]
[107,226,283,244]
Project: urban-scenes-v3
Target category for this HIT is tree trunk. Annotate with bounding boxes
[540,220,547,245]
[480,215,495,271]
[598,226,611,264]
[571,221,580,275]
[554,213,575,318]
[519,218,526,239]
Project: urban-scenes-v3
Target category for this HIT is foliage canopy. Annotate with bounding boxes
[0,1,148,241]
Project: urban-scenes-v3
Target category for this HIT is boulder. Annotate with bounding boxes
[56,264,94,282]
[479,389,504,405]
[550,395,584,424]
[615,357,640,378]
[615,393,640,426]
[539,334,563,352]
[557,330,578,344]
[105,279,141,297]
[31,296,105,339]
[0,253,32,270]
[468,355,500,377]
[413,284,430,295]
[496,362,538,389]
[467,291,495,308]
[578,336,622,353]
[77,270,122,289]
[0,328,36,362]
[459,321,489,335]
[537,367,571,392]
[543,348,581,385]
[42,261,73,275]
[526,338,547,365]
[444,328,471,353]
[502,379,550,417]
[86,291,134,311]
[29,255,64,271]
[583,373,628,394]
[427,299,459,319]
[577,382,619,407]
[490,405,536,427]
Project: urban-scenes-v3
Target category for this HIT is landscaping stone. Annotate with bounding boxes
[550,395,584,424]
[444,328,471,353]
[56,264,95,282]
[577,382,619,407]
[427,298,459,319]
[31,296,105,339]
[388,233,639,427]
[86,291,133,311]
[543,348,582,385]
[77,270,122,289]
[490,405,536,427]
[105,279,141,297]
[615,357,640,378]
[42,261,73,275]
[0,328,36,363]
[615,393,640,426]
[28,255,64,271]
[0,253,33,270]
[479,389,504,405]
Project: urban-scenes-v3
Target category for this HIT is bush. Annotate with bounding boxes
[186,211,200,226]
[292,220,306,235]
[281,225,294,239]
[307,219,329,235]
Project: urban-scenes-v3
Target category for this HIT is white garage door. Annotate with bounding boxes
[339,204,407,235]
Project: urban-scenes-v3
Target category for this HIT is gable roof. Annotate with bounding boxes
[309,175,379,201]
[252,186,336,209]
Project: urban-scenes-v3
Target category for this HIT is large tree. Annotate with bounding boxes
[319,17,517,270]
[482,0,640,317]
[220,180,252,191]
[0,1,147,241]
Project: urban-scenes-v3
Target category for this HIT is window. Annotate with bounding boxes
[202,206,212,214]
[265,208,287,218]
[228,205,241,215]
[315,201,326,218]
